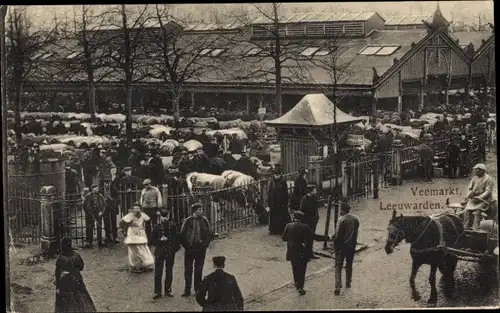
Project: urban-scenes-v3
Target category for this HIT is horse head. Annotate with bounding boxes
[385,209,406,254]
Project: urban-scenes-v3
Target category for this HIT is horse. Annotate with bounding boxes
[384,209,464,305]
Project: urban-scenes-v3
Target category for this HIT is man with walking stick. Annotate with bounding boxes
[83,184,107,248]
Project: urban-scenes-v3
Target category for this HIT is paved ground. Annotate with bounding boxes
[9,153,498,312]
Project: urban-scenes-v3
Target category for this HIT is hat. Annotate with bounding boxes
[340,202,351,212]
[143,179,151,185]
[212,256,226,267]
[299,167,308,175]
[132,203,142,211]
[191,202,202,210]
[91,184,99,189]
[473,163,487,171]
[159,209,170,217]
[307,184,317,192]
[60,237,73,252]
[293,211,305,221]
[124,166,132,171]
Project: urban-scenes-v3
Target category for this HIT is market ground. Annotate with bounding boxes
[9,153,498,312]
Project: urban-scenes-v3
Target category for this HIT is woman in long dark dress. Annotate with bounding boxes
[54,237,97,312]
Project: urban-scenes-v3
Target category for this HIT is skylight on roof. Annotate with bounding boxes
[246,47,262,56]
[66,52,82,59]
[301,47,320,56]
[199,49,212,56]
[314,49,331,56]
[39,52,54,60]
[210,48,225,57]
[31,52,44,60]
[359,46,382,55]
[375,46,400,56]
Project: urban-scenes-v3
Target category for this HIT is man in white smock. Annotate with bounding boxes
[463,163,495,230]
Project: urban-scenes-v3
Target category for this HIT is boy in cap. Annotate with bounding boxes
[140,178,163,245]
[196,256,244,311]
[282,211,331,295]
[179,202,212,297]
[152,209,181,299]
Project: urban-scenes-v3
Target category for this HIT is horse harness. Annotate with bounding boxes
[410,214,453,254]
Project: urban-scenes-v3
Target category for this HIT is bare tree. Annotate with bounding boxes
[100,4,151,142]
[144,4,234,115]
[231,2,310,115]
[6,6,61,142]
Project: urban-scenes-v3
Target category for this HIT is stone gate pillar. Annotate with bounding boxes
[391,139,404,185]
[40,185,58,257]
[308,156,323,188]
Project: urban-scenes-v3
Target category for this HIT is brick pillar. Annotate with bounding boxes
[391,139,404,185]
[40,185,58,257]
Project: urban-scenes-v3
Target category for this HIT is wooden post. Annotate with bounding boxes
[191,91,195,111]
[323,195,333,250]
[372,159,379,199]
[419,80,425,110]
[391,139,404,185]
[398,71,403,124]
[40,185,58,257]
[341,161,348,200]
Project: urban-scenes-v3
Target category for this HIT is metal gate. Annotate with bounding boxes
[342,157,380,202]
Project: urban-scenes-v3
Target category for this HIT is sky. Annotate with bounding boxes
[20,1,495,29]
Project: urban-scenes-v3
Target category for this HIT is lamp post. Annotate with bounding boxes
[1,5,10,312]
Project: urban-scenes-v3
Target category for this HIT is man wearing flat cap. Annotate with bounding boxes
[82,184,107,248]
[290,168,308,212]
[196,256,244,311]
[282,211,331,295]
[463,163,495,230]
[332,202,359,296]
[152,209,181,299]
[140,179,163,245]
[179,202,212,297]
[299,184,322,260]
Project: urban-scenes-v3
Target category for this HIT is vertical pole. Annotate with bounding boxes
[341,161,348,200]
[1,6,11,312]
[419,80,425,111]
[372,96,377,117]
[372,159,379,199]
[191,91,195,112]
[391,140,403,185]
[398,71,403,124]
[246,94,250,116]
[322,196,333,250]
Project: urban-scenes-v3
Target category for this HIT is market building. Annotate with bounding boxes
[19,5,495,115]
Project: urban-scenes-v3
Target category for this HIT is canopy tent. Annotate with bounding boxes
[264,94,363,127]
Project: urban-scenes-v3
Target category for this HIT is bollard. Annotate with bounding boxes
[391,140,404,185]
[40,185,58,257]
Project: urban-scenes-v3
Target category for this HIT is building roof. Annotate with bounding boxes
[449,31,493,51]
[264,94,363,127]
[384,15,432,26]
[252,11,381,24]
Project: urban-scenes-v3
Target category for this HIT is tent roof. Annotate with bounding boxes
[264,94,363,127]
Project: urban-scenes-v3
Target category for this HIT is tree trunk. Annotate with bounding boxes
[125,83,133,142]
[14,82,22,143]
[275,61,282,115]
[89,81,96,116]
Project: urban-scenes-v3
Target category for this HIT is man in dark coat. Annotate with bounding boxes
[204,137,220,159]
[179,203,213,297]
[282,211,330,295]
[196,256,244,312]
[417,134,435,181]
[332,202,359,296]
[196,129,211,149]
[446,139,461,179]
[113,166,141,215]
[290,168,308,212]
[208,150,226,175]
[82,184,107,248]
[222,151,236,171]
[229,134,244,155]
[195,148,211,173]
[268,170,290,235]
[459,133,472,177]
[299,184,322,260]
[152,209,181,299]
[149,150,166,187]
[127,147,142,177]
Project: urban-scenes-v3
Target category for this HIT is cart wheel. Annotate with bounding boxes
[439,256,458,278]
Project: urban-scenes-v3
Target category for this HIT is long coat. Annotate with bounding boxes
[267,177,290,234]
[196,269,244,312]
[282,221,329,261]
[299,193,321,226]
[290,176,308,212]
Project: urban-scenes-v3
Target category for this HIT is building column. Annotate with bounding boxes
[419,80,425,110]
[190,91,195,111]
[246,94,250,115]
[371,95,377,117]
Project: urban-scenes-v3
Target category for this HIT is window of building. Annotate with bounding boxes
[374,46,400,56]
[210,48,225,57]
[359,46,382,55]
[301,47,320,56]
[66,52,82,59]
[246,47,263,56]
[199,48,212,56]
